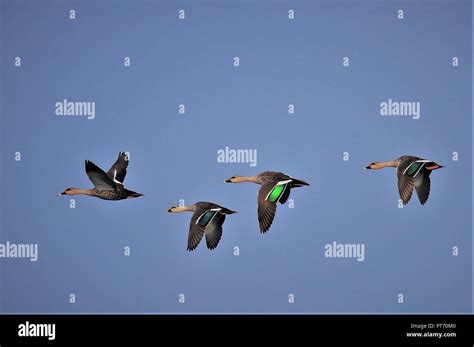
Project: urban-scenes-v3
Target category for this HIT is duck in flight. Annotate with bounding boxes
[167,202,237,251]
[60,152,143,200]
[225,171,309,233]
[364,155,444,205]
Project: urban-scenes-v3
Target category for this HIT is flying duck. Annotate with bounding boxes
[60,152,143,200]
[225,171,309,233]
[167,202,237,251]
[364,155,444,205]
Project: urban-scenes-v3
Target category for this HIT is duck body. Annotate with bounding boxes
[365,155,443,205]
[89,187,143,201]
[225,171,309,233]
[60,152,143,201]
[256,171,301,183]
[167,201,236,251]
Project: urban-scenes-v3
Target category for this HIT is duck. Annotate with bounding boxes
[225,171,309,233]
[167,202,237,251]
[60,152,143,200]
[364,155,444,205]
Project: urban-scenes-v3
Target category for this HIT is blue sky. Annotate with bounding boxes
[0,0,472,313]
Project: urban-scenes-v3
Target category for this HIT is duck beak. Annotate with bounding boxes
[364,165,371,170]
[225,179,232,183]
[59,191,66,196]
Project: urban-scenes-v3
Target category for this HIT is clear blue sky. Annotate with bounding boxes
[0,0,472,313]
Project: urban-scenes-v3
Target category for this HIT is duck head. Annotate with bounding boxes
[60,188,81,196]
[225,175,245,183]
[166,206,189,213]
[364,162,383,170]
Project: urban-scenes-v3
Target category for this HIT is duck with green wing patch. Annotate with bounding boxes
[364,155,444,205]
[225,171,309,233]
[167,202,237,251]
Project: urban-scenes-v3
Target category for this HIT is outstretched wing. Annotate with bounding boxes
[415,172,431,205]
[257,181,279,233]
[205,212,225,250]
[187,211,206,251]
[278,183,292,205]
[107,152,129,185]
[397,160,415,205]
[85,161,117,191]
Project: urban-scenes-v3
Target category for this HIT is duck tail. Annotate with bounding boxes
[291,178,310,187]
[126,189,144,198]
[221,208,237,215]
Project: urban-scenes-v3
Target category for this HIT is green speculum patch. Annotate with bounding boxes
[405,162,424,177]
[405,160,437,178]
[268,184,286,203]
[198,210,218,227]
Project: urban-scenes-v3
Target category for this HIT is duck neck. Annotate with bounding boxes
[67,188,95,196]
[372,160,399,169]
[169,206,195,213]
[232,176,260,184]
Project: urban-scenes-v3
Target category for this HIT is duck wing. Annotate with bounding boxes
[257,181,280,233]
[85,161,117,191]
[415,172,431,205]
[187,211,206,251]
[397,159,415,205]
[107,152,129,185]
[187,207,224,251]
[278,184,292,205]
[205,212,225,250]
